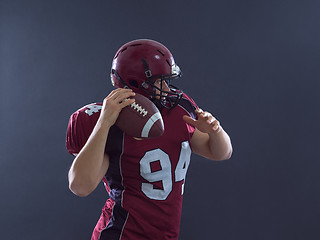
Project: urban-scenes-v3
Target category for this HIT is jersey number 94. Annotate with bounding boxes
[140,141,191,200]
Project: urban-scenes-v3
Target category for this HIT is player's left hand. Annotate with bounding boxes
[183,108,221,134]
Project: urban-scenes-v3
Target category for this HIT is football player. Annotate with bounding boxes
[66,39,232,240]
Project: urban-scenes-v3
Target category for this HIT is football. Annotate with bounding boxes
[116,93,164,139]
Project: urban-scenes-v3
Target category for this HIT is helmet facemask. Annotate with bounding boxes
[141,74,183,110]
[139,58,183,110]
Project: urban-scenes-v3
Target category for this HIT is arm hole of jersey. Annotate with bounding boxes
[179,97,197,119]
[177,97,198,140]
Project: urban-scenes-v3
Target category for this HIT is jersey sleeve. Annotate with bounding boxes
[65,103,102,155]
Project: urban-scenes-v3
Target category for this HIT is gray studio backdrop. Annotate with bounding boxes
[1,0,319,239]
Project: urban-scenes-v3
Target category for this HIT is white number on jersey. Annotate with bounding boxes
[175,141,191,195]
[85,104,102,116]
[139,141,192,200]
[140,149,172,200]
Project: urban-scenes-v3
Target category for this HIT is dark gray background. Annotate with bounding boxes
[1,0,319,239]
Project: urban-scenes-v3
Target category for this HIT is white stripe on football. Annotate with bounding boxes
[116,93,164,139]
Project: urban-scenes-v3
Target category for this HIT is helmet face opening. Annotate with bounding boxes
[141,77,183,110]
[110,39,183,110]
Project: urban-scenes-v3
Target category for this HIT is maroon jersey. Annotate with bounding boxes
[66,93,198,240]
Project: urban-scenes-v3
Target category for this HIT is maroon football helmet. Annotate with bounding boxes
[110,39,183,109]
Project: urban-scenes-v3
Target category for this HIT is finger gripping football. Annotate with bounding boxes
[116,93,164,139]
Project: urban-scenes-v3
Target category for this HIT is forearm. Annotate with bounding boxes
[208,127,232,161]
[68,119,110,196]
[68,89,135,197]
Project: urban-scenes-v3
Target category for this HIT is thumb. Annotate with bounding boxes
[183,115,197,126]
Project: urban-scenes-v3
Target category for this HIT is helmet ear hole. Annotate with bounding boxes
[129,80,139,88]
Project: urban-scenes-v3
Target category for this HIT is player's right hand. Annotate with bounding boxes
[99,88,135,127]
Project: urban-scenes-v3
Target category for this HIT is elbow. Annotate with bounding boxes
[69,181,92,197]
[68,174,95,197]
[222,147,233,160]
[223,149,233,160]
[210,147,233,161]
[218,139,233,161]
[220,143,233,161]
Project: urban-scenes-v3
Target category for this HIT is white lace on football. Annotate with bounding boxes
[131,102,148,117]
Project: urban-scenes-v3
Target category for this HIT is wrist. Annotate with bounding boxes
[95,117,113,133]
[208,126,223,137]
